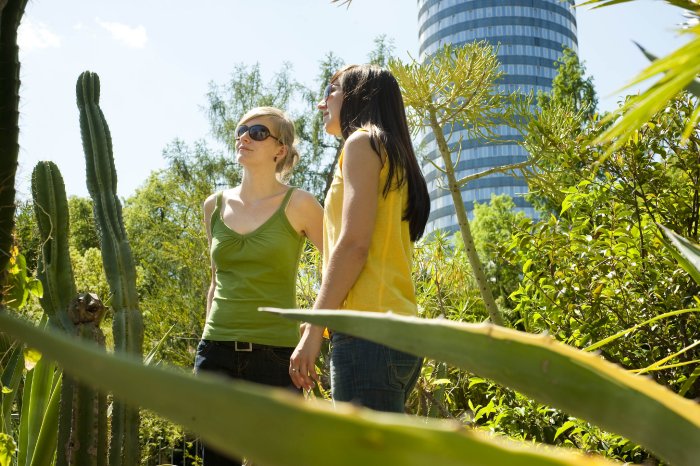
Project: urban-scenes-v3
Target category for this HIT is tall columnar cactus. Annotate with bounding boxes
[32,161,109,466]
[0,0,29,302]
[76,71,143,466]
[31,161,76,332]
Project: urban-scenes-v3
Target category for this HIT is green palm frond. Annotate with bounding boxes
[578,1,700,151]
[581,0,700,12]
[593,24,700,152]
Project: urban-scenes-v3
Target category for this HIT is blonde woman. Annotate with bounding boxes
[195,107,322,465]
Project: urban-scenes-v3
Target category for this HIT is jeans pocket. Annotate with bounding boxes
[388,350,421,390]
[266,347,293,366]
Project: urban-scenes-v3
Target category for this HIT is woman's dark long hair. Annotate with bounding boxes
[333,64,430,241]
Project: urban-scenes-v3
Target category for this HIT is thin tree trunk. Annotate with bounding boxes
[430,115,504,326]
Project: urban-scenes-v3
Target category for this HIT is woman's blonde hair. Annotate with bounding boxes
[238,106,300,181]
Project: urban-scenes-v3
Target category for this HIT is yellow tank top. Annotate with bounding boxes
[323,136,417,316]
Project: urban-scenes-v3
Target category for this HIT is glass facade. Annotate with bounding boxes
[417,0,577,234]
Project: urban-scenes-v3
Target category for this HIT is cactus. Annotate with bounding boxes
[32,161,109,465]
[59,293,108,466]
[31,161,76,332]
[76,71,143,466]
[0,0,29,302]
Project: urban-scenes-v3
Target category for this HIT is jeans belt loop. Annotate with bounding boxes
[234,341,253,352]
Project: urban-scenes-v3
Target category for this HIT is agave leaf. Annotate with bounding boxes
[27,377,61,466]
[0,345,23,434]
[658,224,700,284]
[264,308,700,466]
[0,311,617,466]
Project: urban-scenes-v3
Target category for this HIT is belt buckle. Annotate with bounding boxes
[234,341,253,352]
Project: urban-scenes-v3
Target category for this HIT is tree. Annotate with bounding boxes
[67,196,100,253]
[123,139,234,367]
[471,194,527,308]
[540,47,597,122]
[368,34,395,67]
[390,42,528,326]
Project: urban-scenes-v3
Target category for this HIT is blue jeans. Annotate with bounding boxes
[194,339,297,466]
[330,333,422,413]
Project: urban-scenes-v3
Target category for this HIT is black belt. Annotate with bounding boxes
[208,340,290,352]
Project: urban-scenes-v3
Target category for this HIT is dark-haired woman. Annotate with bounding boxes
[195,106,323,465]
[290,65,430,413]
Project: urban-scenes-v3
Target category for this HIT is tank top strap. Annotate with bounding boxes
[208,191,223,236]
[280,187,296,212]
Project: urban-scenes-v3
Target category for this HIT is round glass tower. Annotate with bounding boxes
[417,0,578,233]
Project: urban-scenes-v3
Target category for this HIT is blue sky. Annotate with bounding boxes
[15,0,691,200]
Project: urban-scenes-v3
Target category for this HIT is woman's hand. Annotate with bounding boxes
[290,324,324,390]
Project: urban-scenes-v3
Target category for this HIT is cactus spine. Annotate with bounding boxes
[32,161,109,466]
[76,71,143,466]
[0,0,29,301]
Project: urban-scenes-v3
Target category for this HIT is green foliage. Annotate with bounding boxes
[68,196,100,254]
[18,337,61,466]
[70,247,110,308]
[368,34,395,67]
[11,201,40,273]
[3,246,42,311]
[139,409,187,466]
[472,194,527,307]
[539,47,598,121]
[0,432,15,466]
[512,92,700,399]
[413,232,486,321]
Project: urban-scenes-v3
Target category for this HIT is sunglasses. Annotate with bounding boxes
[323,83,340,103]
[235,124,282,143]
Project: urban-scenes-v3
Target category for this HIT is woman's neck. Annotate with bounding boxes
[238,170,285,202]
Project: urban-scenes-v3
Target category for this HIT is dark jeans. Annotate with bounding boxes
[330,333,422,413]
[193,339,297,466]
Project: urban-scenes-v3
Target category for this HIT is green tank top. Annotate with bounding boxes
[202,188,304,347]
